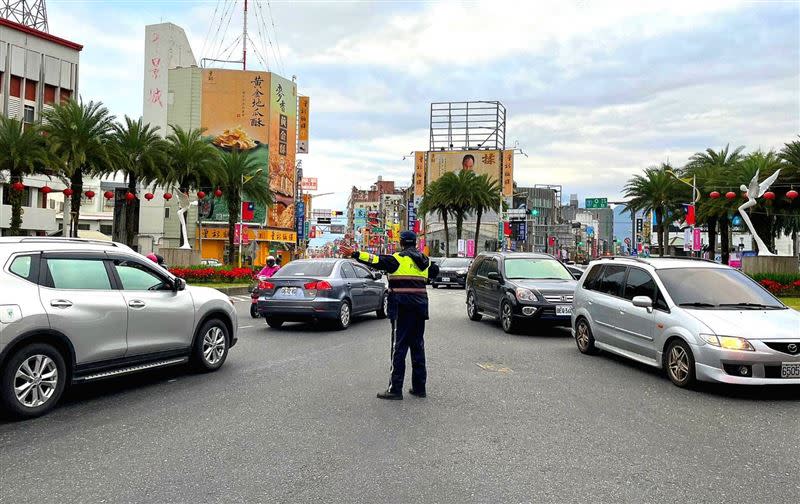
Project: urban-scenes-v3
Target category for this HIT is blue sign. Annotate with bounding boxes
[295,201,305,245]
[407,201,417,230]
[518,221,527,241]
[586,226,595,236]
[731,215,743,226]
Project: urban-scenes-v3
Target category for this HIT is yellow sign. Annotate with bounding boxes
[201,69,270,147]
[502,150,514,197]
[426,150,509,195]
[414,151,426,196]
[199,227,297,243]
[268,74,298,230]
[298,96,309,154]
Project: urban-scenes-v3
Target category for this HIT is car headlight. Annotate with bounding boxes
[515,288,537,302]
[456,269,468,275]
[702,334,755,351]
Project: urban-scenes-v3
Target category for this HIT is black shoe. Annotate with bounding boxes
[409,388,426,398]
[377,390,403,400]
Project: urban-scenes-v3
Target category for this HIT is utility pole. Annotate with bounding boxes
[1,0,48,32]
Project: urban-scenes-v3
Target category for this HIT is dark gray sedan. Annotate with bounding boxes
[256,259,388,329]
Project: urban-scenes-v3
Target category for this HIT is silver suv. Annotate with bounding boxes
[572,256,800,387]
[0,237,238,418]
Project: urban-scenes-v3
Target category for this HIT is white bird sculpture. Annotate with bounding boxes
[737,169,780,256]
[176,190,198,250]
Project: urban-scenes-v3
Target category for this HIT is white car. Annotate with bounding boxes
[572,257,800,387]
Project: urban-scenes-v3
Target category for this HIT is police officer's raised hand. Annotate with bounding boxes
[339,245,354,258]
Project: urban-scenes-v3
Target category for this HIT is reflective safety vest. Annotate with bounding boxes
[387,252,429,295]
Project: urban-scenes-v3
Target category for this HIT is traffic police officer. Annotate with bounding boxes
[340,231,439,400]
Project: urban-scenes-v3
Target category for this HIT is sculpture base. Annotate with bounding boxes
[742,256,799,276]
[159,247,201,268]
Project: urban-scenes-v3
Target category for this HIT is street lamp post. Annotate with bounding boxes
[238,169,263,268]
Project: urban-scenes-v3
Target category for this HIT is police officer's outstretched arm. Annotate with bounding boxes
[340,246,400,273]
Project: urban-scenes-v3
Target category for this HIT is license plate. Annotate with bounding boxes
[280,287,297,296]
[556,305,573,316]
[442,277,450,282]
[781,362,800,378]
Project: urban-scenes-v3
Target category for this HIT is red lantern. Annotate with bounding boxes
[125,192,135,202]
[11,182,25,192]
[788,190,799,200]
[104,190,114,200]
[144,192,154,201]
[41,186,53,195]
[214,188,223,198]
[709,191,720,199]
[197,191,206,200]
[163,192,173,201]
[63,188,74,197]
[725,191,736,200]
[85,190,95,199]
[764,191,775,200]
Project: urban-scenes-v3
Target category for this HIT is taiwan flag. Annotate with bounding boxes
[242,201,255,221]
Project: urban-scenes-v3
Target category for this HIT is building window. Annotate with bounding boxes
[59,89,71,104]
[164,208,170,219]
[43,84,56,105]
[0,71,4,93]
[100,224,113,235]
[9,75,21,98]
[77,224,90,231]
[23,105,35,124]
[24,80,37,102]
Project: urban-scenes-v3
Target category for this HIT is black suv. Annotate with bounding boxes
[431,257,472,288]
[465,252,578,333]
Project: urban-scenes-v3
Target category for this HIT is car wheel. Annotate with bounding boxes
[193,319,229,372]
[334,300,352,330]
[575,318,598,355]
[467,291,482,321]
[0,343,67,419]
[376,292,388,319]
[265,317,284,328]
[500,300,518,334]
[665,339,696,388]
[249,303,259,319]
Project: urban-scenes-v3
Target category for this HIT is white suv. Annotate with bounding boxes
[572,257,800,387]
[0,237,238,418]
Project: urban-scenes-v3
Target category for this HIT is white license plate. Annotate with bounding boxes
[280,287,298,295]
[781,362,800,378]
[556,305,573,316]
[441,277,450,282]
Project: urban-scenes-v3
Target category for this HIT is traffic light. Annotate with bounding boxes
[530,209,540,216]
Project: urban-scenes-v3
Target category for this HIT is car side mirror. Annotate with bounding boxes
[487,271,502,282]
[373,272,383,280]
[173,277,186,292]
[632,295,653,311]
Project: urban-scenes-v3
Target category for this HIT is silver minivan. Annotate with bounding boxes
[572,257,800,387]
[0,237,238,418]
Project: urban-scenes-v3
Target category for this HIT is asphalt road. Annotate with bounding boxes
[2,288,800,503]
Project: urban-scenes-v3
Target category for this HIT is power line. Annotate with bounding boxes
[265,0,285,75]
[206,0,234,61]
[200,0,222,60]
[254,1,279,74]
[247,35,269,71]
[213,0,239,62]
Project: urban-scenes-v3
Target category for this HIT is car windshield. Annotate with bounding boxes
[503,258,573,280]
[440,258,471,268]
[274,261,335,278]
[658,267,784,309]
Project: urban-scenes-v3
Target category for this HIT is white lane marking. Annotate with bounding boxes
[238,325,254,329]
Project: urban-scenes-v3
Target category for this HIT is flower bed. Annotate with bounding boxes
[752,273,800,296]
[168,266,257,284]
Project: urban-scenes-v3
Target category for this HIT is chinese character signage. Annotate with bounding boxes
[414,151,426,196]
[407,200,417,230]
[501,150,514,197]
[268,74,297,230]
[427,150,503,190]
[300,177,318,191]
[298,96,310,153]
[585,197,609,209]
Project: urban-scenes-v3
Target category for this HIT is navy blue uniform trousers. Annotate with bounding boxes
[389,303,427,394]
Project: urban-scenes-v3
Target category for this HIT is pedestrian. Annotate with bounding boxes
[258,255,280,278]
[339,231,439,400]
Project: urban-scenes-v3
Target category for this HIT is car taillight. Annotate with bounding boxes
[304,280,333,291]
[258,281,275,290]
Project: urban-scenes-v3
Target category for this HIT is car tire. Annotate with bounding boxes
[665,339,696,388]
[467,291,482,321]
[574,318,598,355]
[334,300,352,330]
[0,343,67,419]
[192,319,229,372]
[500,300,518,334]
[265,317,284,328]
[249,303,259,319]
[376,292,388,319]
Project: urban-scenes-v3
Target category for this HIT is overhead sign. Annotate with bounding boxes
[414,151,426,197]
[585,197,608,209]
[317,217,331,224]
[508,208,526,222]
[300,177,318,191]
[407,200,417,231]
[298,96,309,153]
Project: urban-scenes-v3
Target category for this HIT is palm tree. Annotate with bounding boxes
[624,163,682,257]
[43,100,115,238]
[108,116,168,247]
[684,145,744,263]
[438,170,474,243]
[0,117,51,236]
[418,178,451,257]
[779,138,800,255]
[469,173,502,253]
[214,149,272,264]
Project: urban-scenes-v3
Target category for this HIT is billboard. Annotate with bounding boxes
[414,151,426,196]
[268,74,298,230]
[300,177,318,191]
[426,149,513,197]
[298,96,309,153]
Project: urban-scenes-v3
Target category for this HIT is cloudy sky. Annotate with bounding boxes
[47,0,799,210]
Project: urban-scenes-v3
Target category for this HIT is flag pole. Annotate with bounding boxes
[238,173,243,268]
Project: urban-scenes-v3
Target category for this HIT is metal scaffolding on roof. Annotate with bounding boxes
[429,101,506,152]
[0,0,48,32]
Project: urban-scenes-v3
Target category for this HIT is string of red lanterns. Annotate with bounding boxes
[710,190,798,201]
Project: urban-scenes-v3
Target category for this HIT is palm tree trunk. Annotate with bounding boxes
[720,217,730,265]
[442,211,450,257]
[9,173,23,236]
[69,170,83,238]
[706,216,717,259]
[474,208,483,256]
[655,208,664,257]
[125,174,138,248]
[455,212,463,243]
